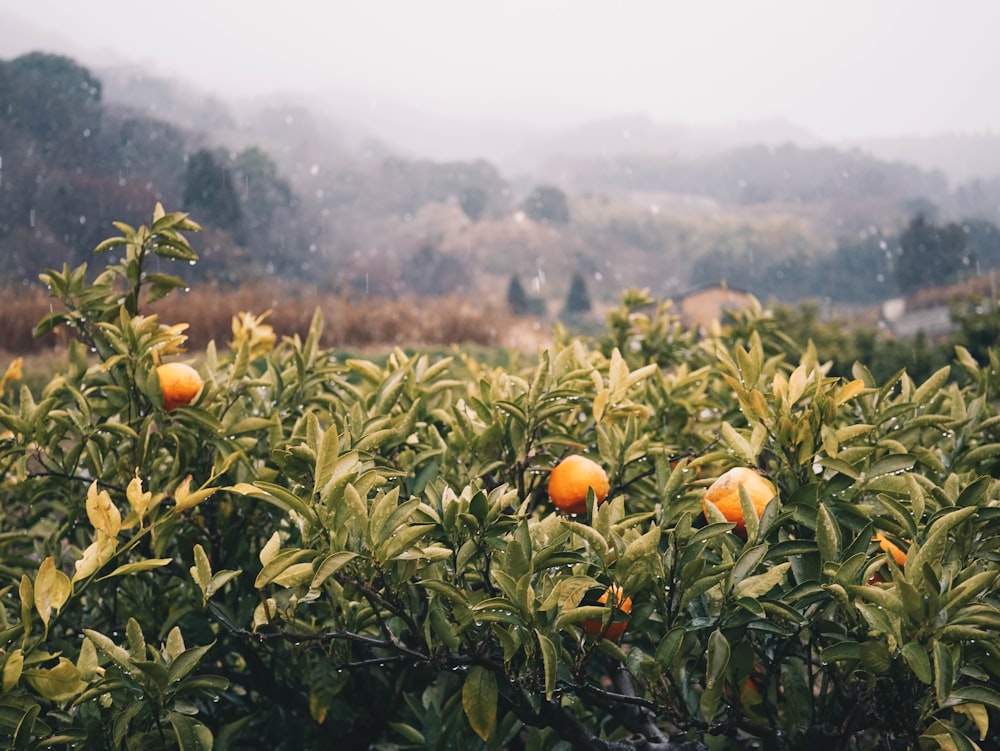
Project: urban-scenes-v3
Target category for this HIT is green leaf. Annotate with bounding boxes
[562,519,609,563]
[859,640,892,674]
[233,482,319,531]
[190,544,212,600]
[126,617,146,661]
[911,507,977,579]
[730,543,768,587]
[912,365,951,405]
[310,552,358,589]
[816,503,841,565]
[540,576,600,612]
[819,641,860,663]
[934,640,955,705]
[206,570,241,600]
[734,562,791,599]
[85,629,132,668]
[254,549,315,588]
[554,605,614,632]
[902,642,932,684]
[655,627,686,670]
[948,685,1000,712]
[721,422,755,464]
[214,717,252,751]
[863,454,916,483]
[12,704,40,751]
[536,630,559,701]
[168,711,213,751]
[462,665,497,741]
[466,598,524,627]
[168,643,216,684]
[375,524,435,563]
[705,629,730,691]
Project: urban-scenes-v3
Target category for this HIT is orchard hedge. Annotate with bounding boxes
[2,206,1000,750]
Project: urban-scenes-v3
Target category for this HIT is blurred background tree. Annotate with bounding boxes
[896,213,968,294]
[523,184,570,224]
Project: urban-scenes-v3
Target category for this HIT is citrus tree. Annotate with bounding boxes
[2,206,1000,749]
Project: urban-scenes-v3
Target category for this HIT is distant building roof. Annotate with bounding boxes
[674,283,756,329]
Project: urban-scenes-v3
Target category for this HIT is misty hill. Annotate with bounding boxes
[91,64,967,223]
[543,142,950,208]
[851,132,1000,185]
[503,114,822,174]
[4,49,1000,314]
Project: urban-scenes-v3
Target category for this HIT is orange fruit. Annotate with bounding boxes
[580,585,632,641]
[548,455,610,515]
[874,531,907,567]
[702,467,776,535]
[156,362,203,410]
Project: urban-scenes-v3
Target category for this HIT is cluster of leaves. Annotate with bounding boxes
[3,209,1000,750]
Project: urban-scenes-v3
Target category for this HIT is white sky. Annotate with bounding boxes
[3,0,999,140]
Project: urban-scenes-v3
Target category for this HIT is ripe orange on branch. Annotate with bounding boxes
[874,531,907,567]
[702,466,776,535]
[156,362,203,410]
[580,585,632,641]
[548,455,610,515]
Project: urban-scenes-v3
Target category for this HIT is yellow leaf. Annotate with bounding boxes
[174,475,217,512]
[34,556,72,627]
[593,389,608,424]
[23,657,87,703]
[19,576,32,633]
[0,357,23,398]
[126,472,151,520]
[151,321,190,364]
[835,378,866,406]
[77,637,102,681]
[748,389,769,421]
[230,310,276,359]
[2,649,23,693]
[252,598,277,630]
[953,703,989,740]
[73,534,117,583]
[771,371,788,402]
[271,562,315,588]
[607,348,628,393]
[86,482,121,539]
[309,690,329,724]
[260,532,281,567]
[166,627,186,662]
[788,363,808,405]
[462,665,497,741]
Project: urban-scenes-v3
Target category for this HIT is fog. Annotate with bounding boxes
[4,0,1000,358]
[3,0,999,161]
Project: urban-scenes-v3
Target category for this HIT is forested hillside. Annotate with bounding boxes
[3,51,1000,309]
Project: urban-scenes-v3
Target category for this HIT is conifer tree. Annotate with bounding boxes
[506,274,530,315]
[564,272,592,315]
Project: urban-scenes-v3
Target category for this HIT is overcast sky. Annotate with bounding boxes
[3,0,998,140]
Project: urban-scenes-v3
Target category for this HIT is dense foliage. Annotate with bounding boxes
[4,208,1000,750]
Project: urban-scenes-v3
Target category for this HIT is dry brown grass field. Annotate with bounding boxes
[0,281,543,359]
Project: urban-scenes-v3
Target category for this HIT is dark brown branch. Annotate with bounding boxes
[26,468,128,494]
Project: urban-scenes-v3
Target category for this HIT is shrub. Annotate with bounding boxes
[2,207,1000,749]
